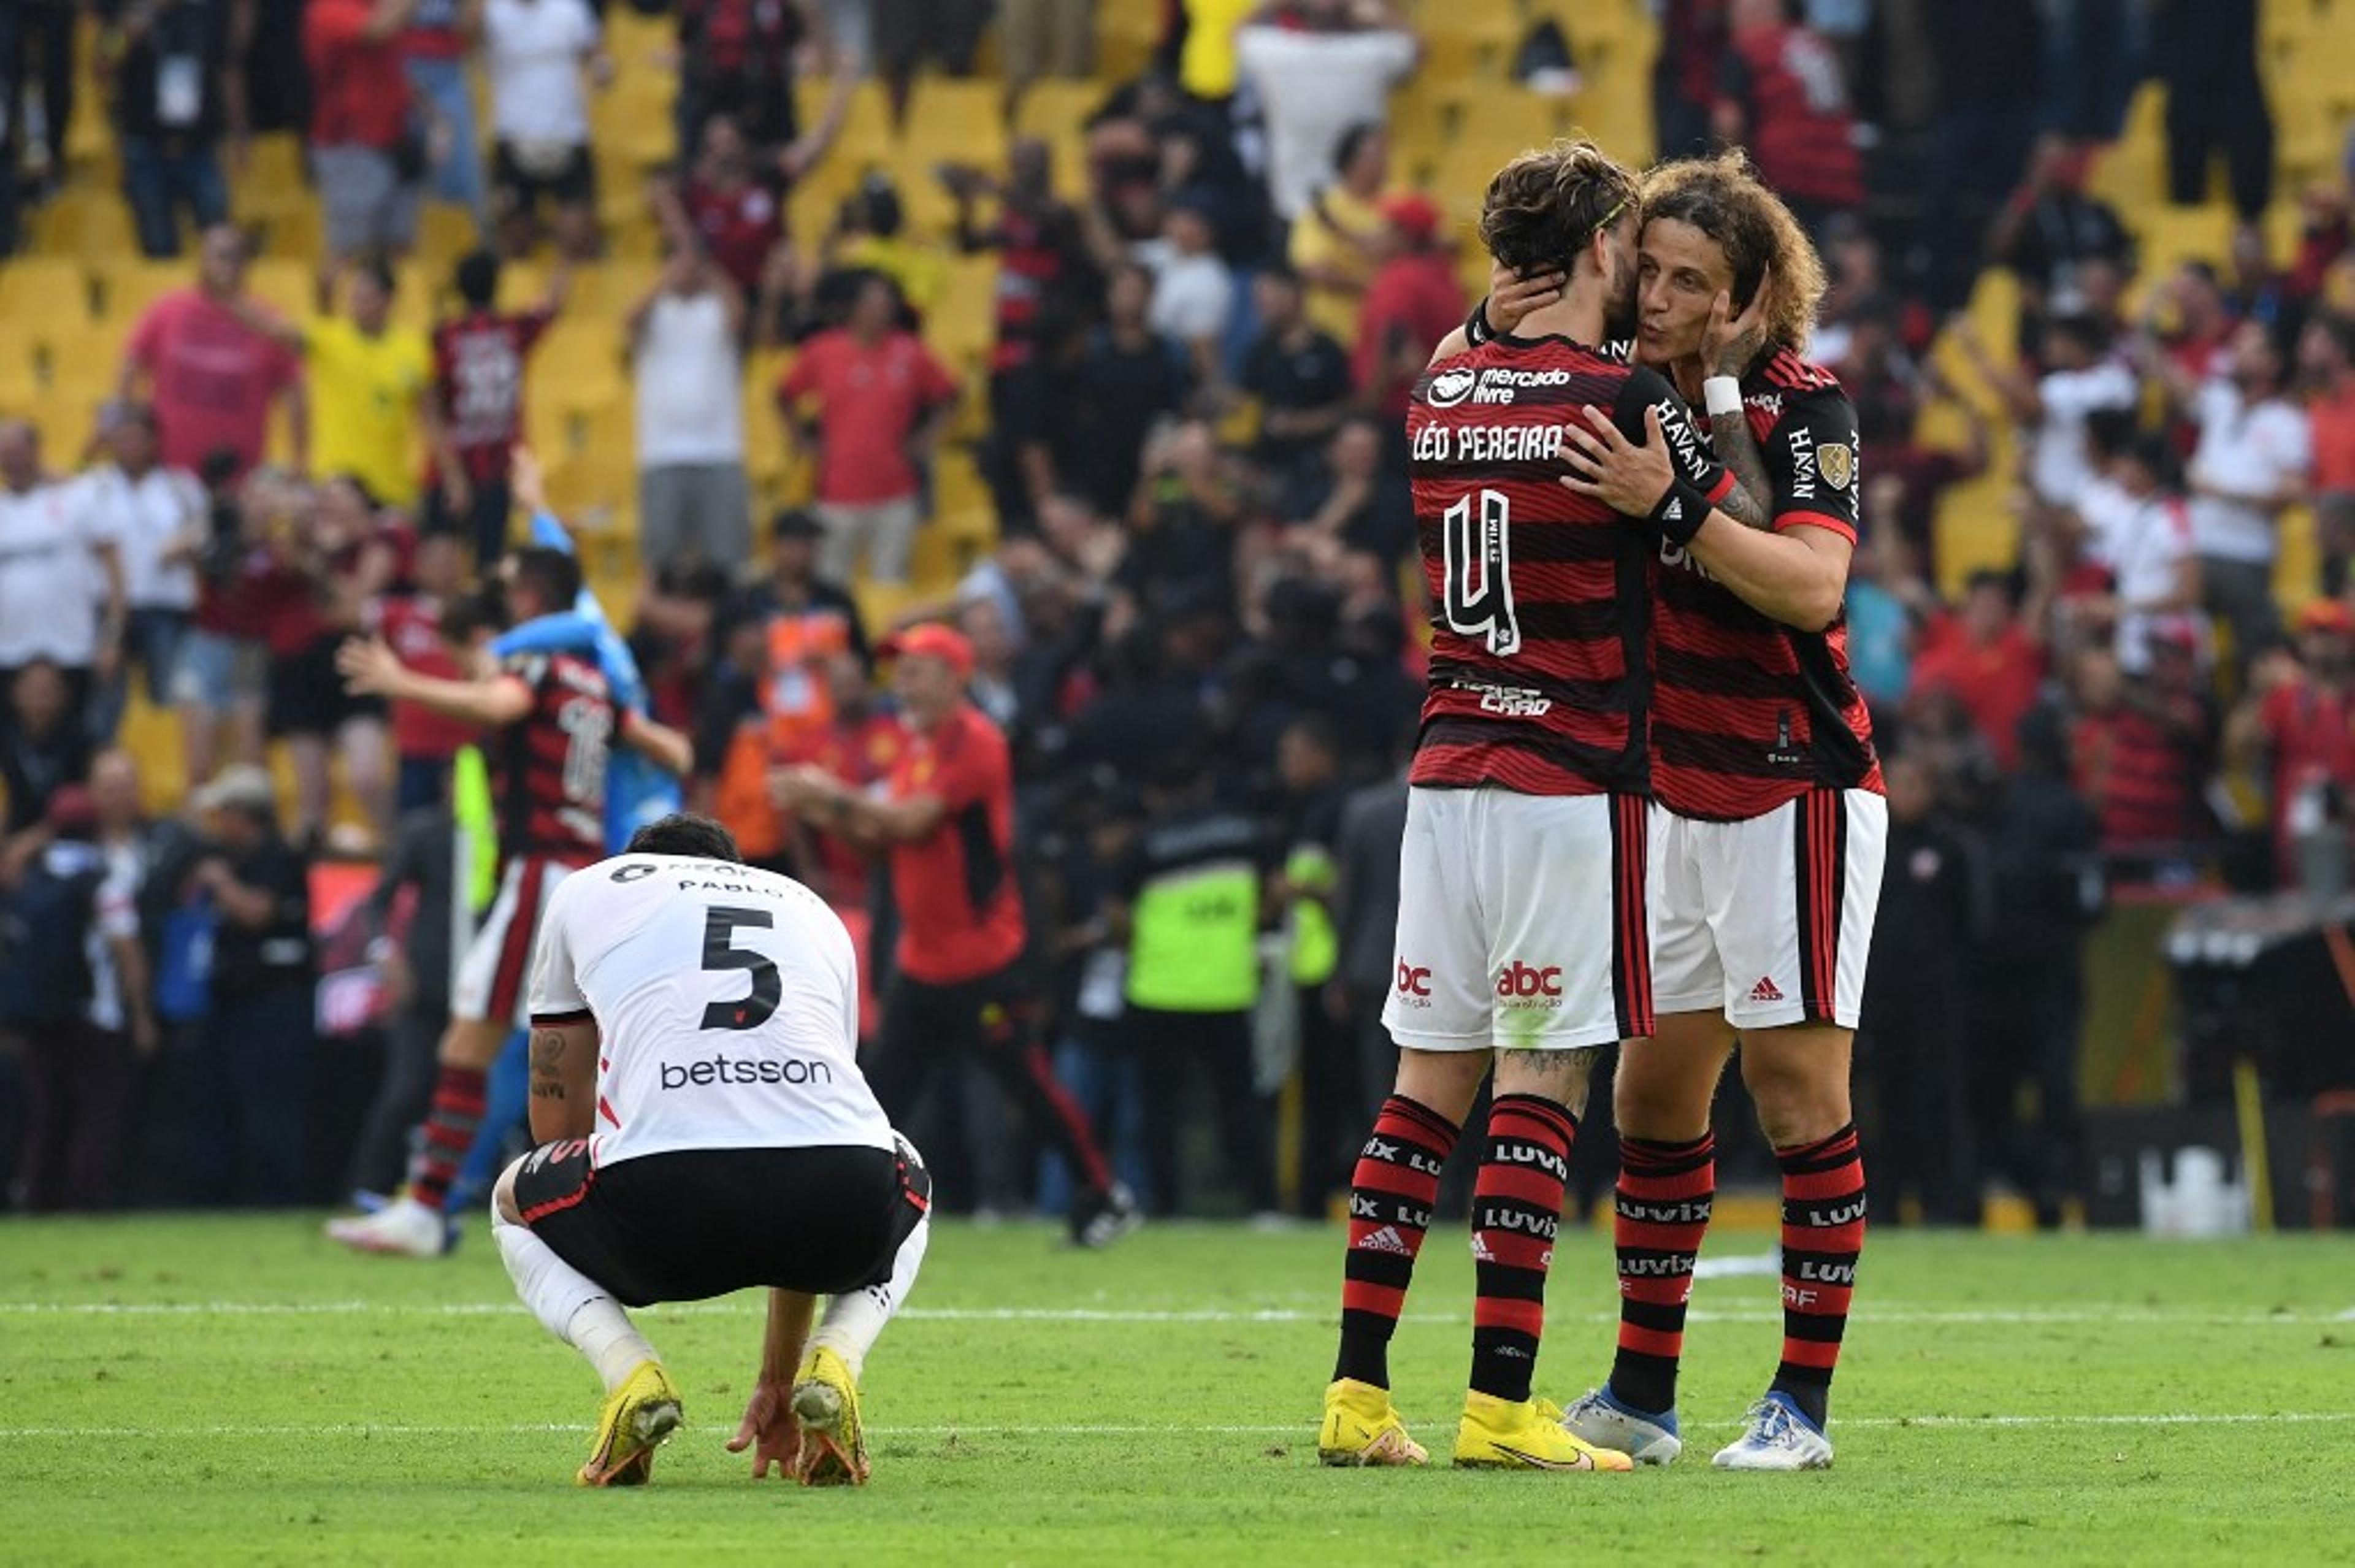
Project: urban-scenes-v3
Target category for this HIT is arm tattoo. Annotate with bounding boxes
[528,1028,567,1100]
[1708,410,1775,531]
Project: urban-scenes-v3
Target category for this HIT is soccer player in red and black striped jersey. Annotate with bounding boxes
[326,547,695,1258]
[429,251,566,568]
[1319,140,1729,1475]
[1552,151,1882,1472]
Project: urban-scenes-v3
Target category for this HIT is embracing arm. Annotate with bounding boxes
[337,637,535,726]
[1560,402,1850,633]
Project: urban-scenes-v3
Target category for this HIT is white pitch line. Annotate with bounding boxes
[0,1413,2348,1441]
[0,1301,2349,1327]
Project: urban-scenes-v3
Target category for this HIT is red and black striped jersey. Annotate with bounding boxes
[1407,333,1731,797]
[1650,349,1882,821]
[494,651,615,870]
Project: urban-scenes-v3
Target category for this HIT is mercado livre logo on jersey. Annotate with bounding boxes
[1427,366,1477,408]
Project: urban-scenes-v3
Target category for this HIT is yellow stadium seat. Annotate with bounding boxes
[1013,79,1103,147]
[0,258,95,345]
[533,319,629,415]
[797,78,896,168]
[96,259,188,325]
[232,134,312,219]
[926,256,999,364]
[253,202,326,259]
[414,203,483,269]
[34,190,136,257]
[1451,88,1568,166]
[572,258,662,322]
[905,78,1007,164]
[245,258,319,322]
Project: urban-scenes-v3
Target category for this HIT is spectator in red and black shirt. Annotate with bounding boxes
[429,249,566,567]
[771,622,1134,1244]
[673,0,853,162]
[1715,0,1863,240]
[2067,636,2214,857]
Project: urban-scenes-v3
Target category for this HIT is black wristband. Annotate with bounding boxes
[1464,299,1495,347]
[1647,476,1710,547]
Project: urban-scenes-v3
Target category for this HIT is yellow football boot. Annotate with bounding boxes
[791,1346,870,1486]
[1453,1392,1636,1472]
[577,1361,683,1487]
[1318,1378,1429,1467]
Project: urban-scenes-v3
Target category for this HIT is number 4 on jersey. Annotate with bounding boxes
[1442,489,1520,656]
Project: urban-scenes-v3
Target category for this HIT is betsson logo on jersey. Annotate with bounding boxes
[659,1055,836,1090]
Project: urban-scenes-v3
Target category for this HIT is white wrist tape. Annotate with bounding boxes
[1702,376,1744,418]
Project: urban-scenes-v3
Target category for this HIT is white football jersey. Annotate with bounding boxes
[527,854,895,1168]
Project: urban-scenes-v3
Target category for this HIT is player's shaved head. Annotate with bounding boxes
[1478,138,1638,279]
[626,813,744,863]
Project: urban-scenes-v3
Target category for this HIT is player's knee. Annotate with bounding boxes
[1393,1048,1488,1123]
[1613,1053,1717,1142]
[491,1157,527,1225]
[1739,1050,1851,1149]
[1491,1047,1593,1116]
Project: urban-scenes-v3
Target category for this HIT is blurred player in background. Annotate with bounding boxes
[1318,139,1731,1475]
[1549,151,1883,1472]
[324,545,692,1256]
[497,813,930,1488]
[772,622,1137,1246]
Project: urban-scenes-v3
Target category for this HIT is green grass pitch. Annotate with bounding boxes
[4,1215,2352,1566]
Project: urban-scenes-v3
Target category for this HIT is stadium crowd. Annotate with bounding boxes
[1,0,2353,1232]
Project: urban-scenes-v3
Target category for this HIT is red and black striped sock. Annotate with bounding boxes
[1468,1093,1577,1404]
[405,1064,489,1215]
[1608,1131,1716,1415]
[1333,1095,1460,1389]
[1772,1123,1866,1429]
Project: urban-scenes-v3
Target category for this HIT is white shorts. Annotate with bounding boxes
[451,855,576,1028]
[1649,789,1886,1031]
[1382,787,1650,1053]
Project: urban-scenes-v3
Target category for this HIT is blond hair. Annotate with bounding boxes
[1637,150,1829,352]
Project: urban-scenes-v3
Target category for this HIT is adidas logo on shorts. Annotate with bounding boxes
[1749,976,1785,1004]
[1356,1225,1414,1256]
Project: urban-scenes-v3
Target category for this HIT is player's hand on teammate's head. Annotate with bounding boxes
[1487,261,1566,335]
[334,635,402,697]
[1704,266,1771,381]
[1560,402,1676,519]
[726,1382,804,1480]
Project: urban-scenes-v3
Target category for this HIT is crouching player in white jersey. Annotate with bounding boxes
[491,813,932,1488]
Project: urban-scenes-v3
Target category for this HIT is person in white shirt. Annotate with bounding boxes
[2076,412,2202,675]
[2186,319,2311,670]
[484,0,610,260]
[0,421,127,733]
[2025,314,2140,510]
[1143,199,1235,391]
[77,403,207,744]
[491,813,931,1490]
[628,243,751,572]
[1235,0,1418,223]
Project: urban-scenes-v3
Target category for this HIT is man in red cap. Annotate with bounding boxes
[2231,597,2355,890]
[771,621,1137,1245]
[1354,191,1464,420]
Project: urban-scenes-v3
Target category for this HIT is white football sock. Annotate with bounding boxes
[809,1212,930,1380]
[493,1207,656,1394]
